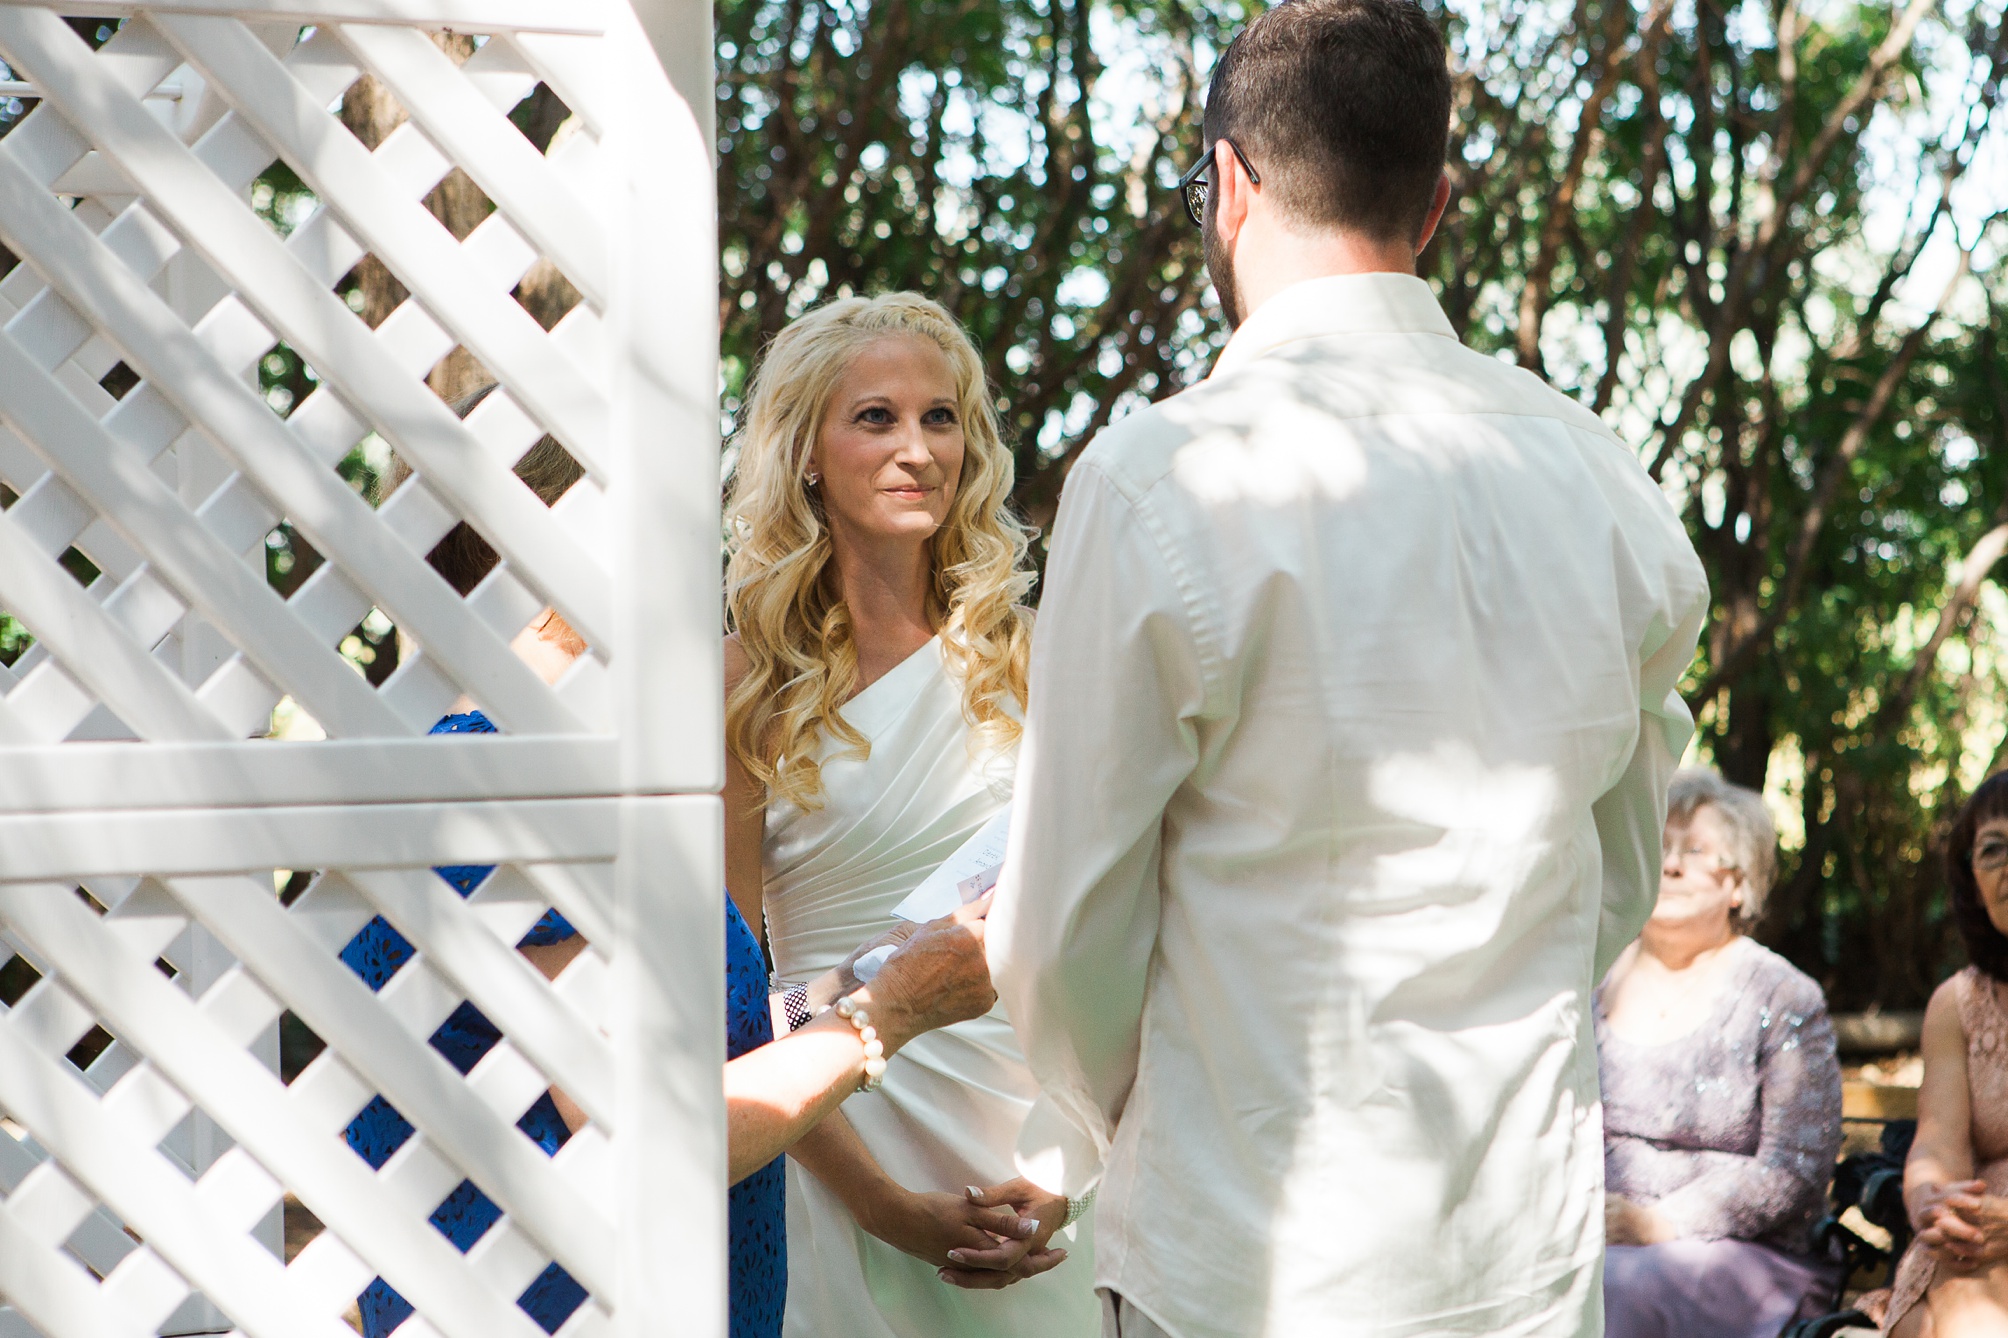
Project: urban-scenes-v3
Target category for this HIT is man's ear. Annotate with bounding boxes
[1212,139,1256,243]
[1415,172,1451,254]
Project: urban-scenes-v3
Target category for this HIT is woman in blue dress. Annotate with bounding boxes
[344,413,1009,1338]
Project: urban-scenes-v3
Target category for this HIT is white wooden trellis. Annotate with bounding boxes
[0,0,723,1335]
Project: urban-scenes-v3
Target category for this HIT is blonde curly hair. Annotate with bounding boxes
[724,293,1034,809]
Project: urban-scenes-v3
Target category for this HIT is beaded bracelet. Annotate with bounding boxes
[1062,1187,1095,1227]
[833,995,888,1092]
[781,984,813,1033]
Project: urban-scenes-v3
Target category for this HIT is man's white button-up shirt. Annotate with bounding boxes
[991,272,1709,1338]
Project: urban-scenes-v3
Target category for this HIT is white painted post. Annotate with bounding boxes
[609,0,727,1334]
[0,2,723,1335]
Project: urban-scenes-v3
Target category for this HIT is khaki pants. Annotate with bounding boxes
[1100,1290,1175,1338]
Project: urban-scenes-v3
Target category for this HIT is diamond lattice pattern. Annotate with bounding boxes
[0,857,615,1338]
[0,7,652,1337]
[0,9,618,747]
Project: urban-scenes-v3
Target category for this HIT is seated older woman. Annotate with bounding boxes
[1884,771,2008,1338]
[1598,768,1844,1338]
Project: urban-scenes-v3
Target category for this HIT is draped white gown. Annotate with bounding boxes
[764,637,1099,1338]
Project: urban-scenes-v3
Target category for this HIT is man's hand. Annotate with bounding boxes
[861,894,996,1053]
[1605,1195,1675,1246]
[936,1177,1071,1289]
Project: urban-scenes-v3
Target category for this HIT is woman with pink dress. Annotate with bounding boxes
[1885,771,2008,1336]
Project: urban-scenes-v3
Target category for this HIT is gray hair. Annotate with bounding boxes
[1665,767,1778,929]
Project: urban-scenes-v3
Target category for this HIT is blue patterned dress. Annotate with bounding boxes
[725,894,788,1338]
[345,711,786,1338]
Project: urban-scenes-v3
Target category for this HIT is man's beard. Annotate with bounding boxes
[1203,208,1244,330]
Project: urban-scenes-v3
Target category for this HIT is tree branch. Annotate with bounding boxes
[1883,516,2008,730]
[1515,0,1665,371]
[1688,252,1968,706]
[1592,15,1675,411]
[1646,0,1940,479]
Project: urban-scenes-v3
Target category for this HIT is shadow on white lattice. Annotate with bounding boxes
[0,859,614,1337]
[0,14,619,746]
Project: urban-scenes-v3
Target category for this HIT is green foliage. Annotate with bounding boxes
[723,0,2008,1008]
[716,0,1244,525]
[245,162,390,631]
[249,158,315,238]
[0,614,32,670]
[0,2,1994,1012]
[1433,0,2008,1007]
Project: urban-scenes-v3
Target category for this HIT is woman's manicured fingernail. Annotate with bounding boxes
[946,1251,965,1264]
[966,1186,982,1199]
[1018,1218,1038,1236]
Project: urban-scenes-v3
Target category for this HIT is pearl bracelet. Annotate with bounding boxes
[833,995,888,1092]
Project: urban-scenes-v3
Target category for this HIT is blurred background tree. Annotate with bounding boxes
[717,0,2008,1008]
[715,0,1242,527]
[1436,0,2007,1008]
[2,2,2002,1008]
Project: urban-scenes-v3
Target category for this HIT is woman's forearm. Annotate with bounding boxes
[726,1016,869,1184]
[766,965,855,1037]
[1907,980,1975,1226]
[728,914,975,1190]
[788,1108,901,1233]
[1905,1147,1978,1225]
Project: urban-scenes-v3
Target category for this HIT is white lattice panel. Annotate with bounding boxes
[0,1,723,1336]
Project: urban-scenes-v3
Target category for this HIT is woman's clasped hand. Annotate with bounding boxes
[788,909,1076,1288]
[850,1182,1044,1273]
[1913,1181,2008,1272]
[935,1179,1074,1288]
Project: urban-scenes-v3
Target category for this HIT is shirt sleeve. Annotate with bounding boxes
[989,460,1211,1198]
[1590,563,1706,979]
[1649,979,1845,1242]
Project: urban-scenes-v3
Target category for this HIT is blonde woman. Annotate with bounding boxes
[723,293,1098,1336]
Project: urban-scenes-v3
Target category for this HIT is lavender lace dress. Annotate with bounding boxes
[1597,938,1844,1338]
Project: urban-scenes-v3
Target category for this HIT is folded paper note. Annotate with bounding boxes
[891,804,1012,922]
[852,944,894,983]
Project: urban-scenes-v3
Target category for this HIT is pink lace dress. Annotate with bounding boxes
[1883,967,2008,1332]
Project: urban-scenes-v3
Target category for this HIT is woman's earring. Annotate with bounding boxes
[806,470,820,487]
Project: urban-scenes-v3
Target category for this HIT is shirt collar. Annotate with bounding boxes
[1208,272,1458,380]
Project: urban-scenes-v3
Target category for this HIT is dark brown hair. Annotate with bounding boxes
[1203,0,1452,244]
[419,384,584,597]
[1944,770,2008,983]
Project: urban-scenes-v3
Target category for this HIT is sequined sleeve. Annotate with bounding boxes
[1646,969,1843,1244]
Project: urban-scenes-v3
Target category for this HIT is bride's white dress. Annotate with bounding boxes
[764,637,1099,1337]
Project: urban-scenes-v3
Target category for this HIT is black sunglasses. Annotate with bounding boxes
[1177,139,1261,227]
